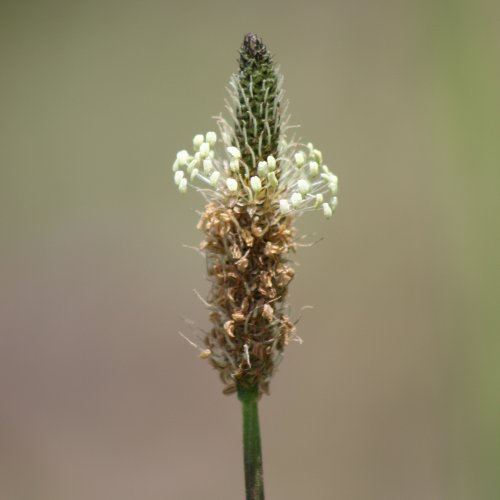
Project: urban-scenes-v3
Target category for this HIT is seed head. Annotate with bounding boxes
[171,34,339,396]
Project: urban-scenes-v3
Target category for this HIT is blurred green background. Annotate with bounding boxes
[1,0,498,499]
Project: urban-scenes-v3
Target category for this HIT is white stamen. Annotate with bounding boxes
[291,192,303,208]
[267,155,277,170]
[176,150,189,166]
[268,171,278,187]
[250,176,262,193]
[193,134,204,149]
[210,171,220,186]
[309,161,319,177]
[279,199,290,214]
[294,151,306,167]
[322,202,332,219]
[329,175,338,195]
[174,170,185,185]
[257,161,268,177]
[206,131,217,146]
[230,158,240,173]
[199,142,210,158]
[190,168,199,181]
[312,149,323,164]
[314,193,323,208]
[227,146,241,159]
[203,159,214,175]
[297,179,310,196]
[226,178,238,192]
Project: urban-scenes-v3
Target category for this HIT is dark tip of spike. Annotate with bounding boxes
[241,33,267,60]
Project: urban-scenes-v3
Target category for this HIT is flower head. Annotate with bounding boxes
[171,33,338,396]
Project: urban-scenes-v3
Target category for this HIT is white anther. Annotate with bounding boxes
[176,150,189,166]
[279,199,290,215]
[174,170,185,185]
[314,193,324,208]
[313,149,323,164]
[328,175,338,195]
[203,159,214,175]
[229,158,240,173]
[309,161,319,177]
[291,192,303,208]
[297,179,310,196]
[193,134,204,149]
[227,146,241,159]
[257,161,268,177]
[206,131,217,146]
[178,178,187,194]
[267,171,278,187]
[267,155,276,170]
[190,168,199,181]
[322,202,332,219]
[294,151,306,167]
[226,178,238,192]
[209,171,220,186]
[199,142,210,158]
[187,158,199,174]
[250,176,262,193]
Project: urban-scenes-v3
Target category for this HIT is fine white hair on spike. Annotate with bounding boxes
[243,344,251,367]
[193,288,213,308]
[178,331,200,350]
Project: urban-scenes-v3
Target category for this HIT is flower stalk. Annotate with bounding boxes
[238,384,264,500]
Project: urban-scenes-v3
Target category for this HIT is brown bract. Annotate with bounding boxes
[198,200,297,395]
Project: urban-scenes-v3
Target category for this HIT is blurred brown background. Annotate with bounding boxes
[1,0,499,499]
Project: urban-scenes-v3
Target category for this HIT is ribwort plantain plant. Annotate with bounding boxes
[172,33,338,500]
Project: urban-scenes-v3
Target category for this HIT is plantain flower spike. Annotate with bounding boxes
[172,33,338,396]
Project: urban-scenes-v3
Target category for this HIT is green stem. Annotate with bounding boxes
[238,385,264,500]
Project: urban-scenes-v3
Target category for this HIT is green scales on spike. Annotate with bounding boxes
[234,34,281,173]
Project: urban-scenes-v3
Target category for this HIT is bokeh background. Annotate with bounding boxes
[1,0,499,499]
